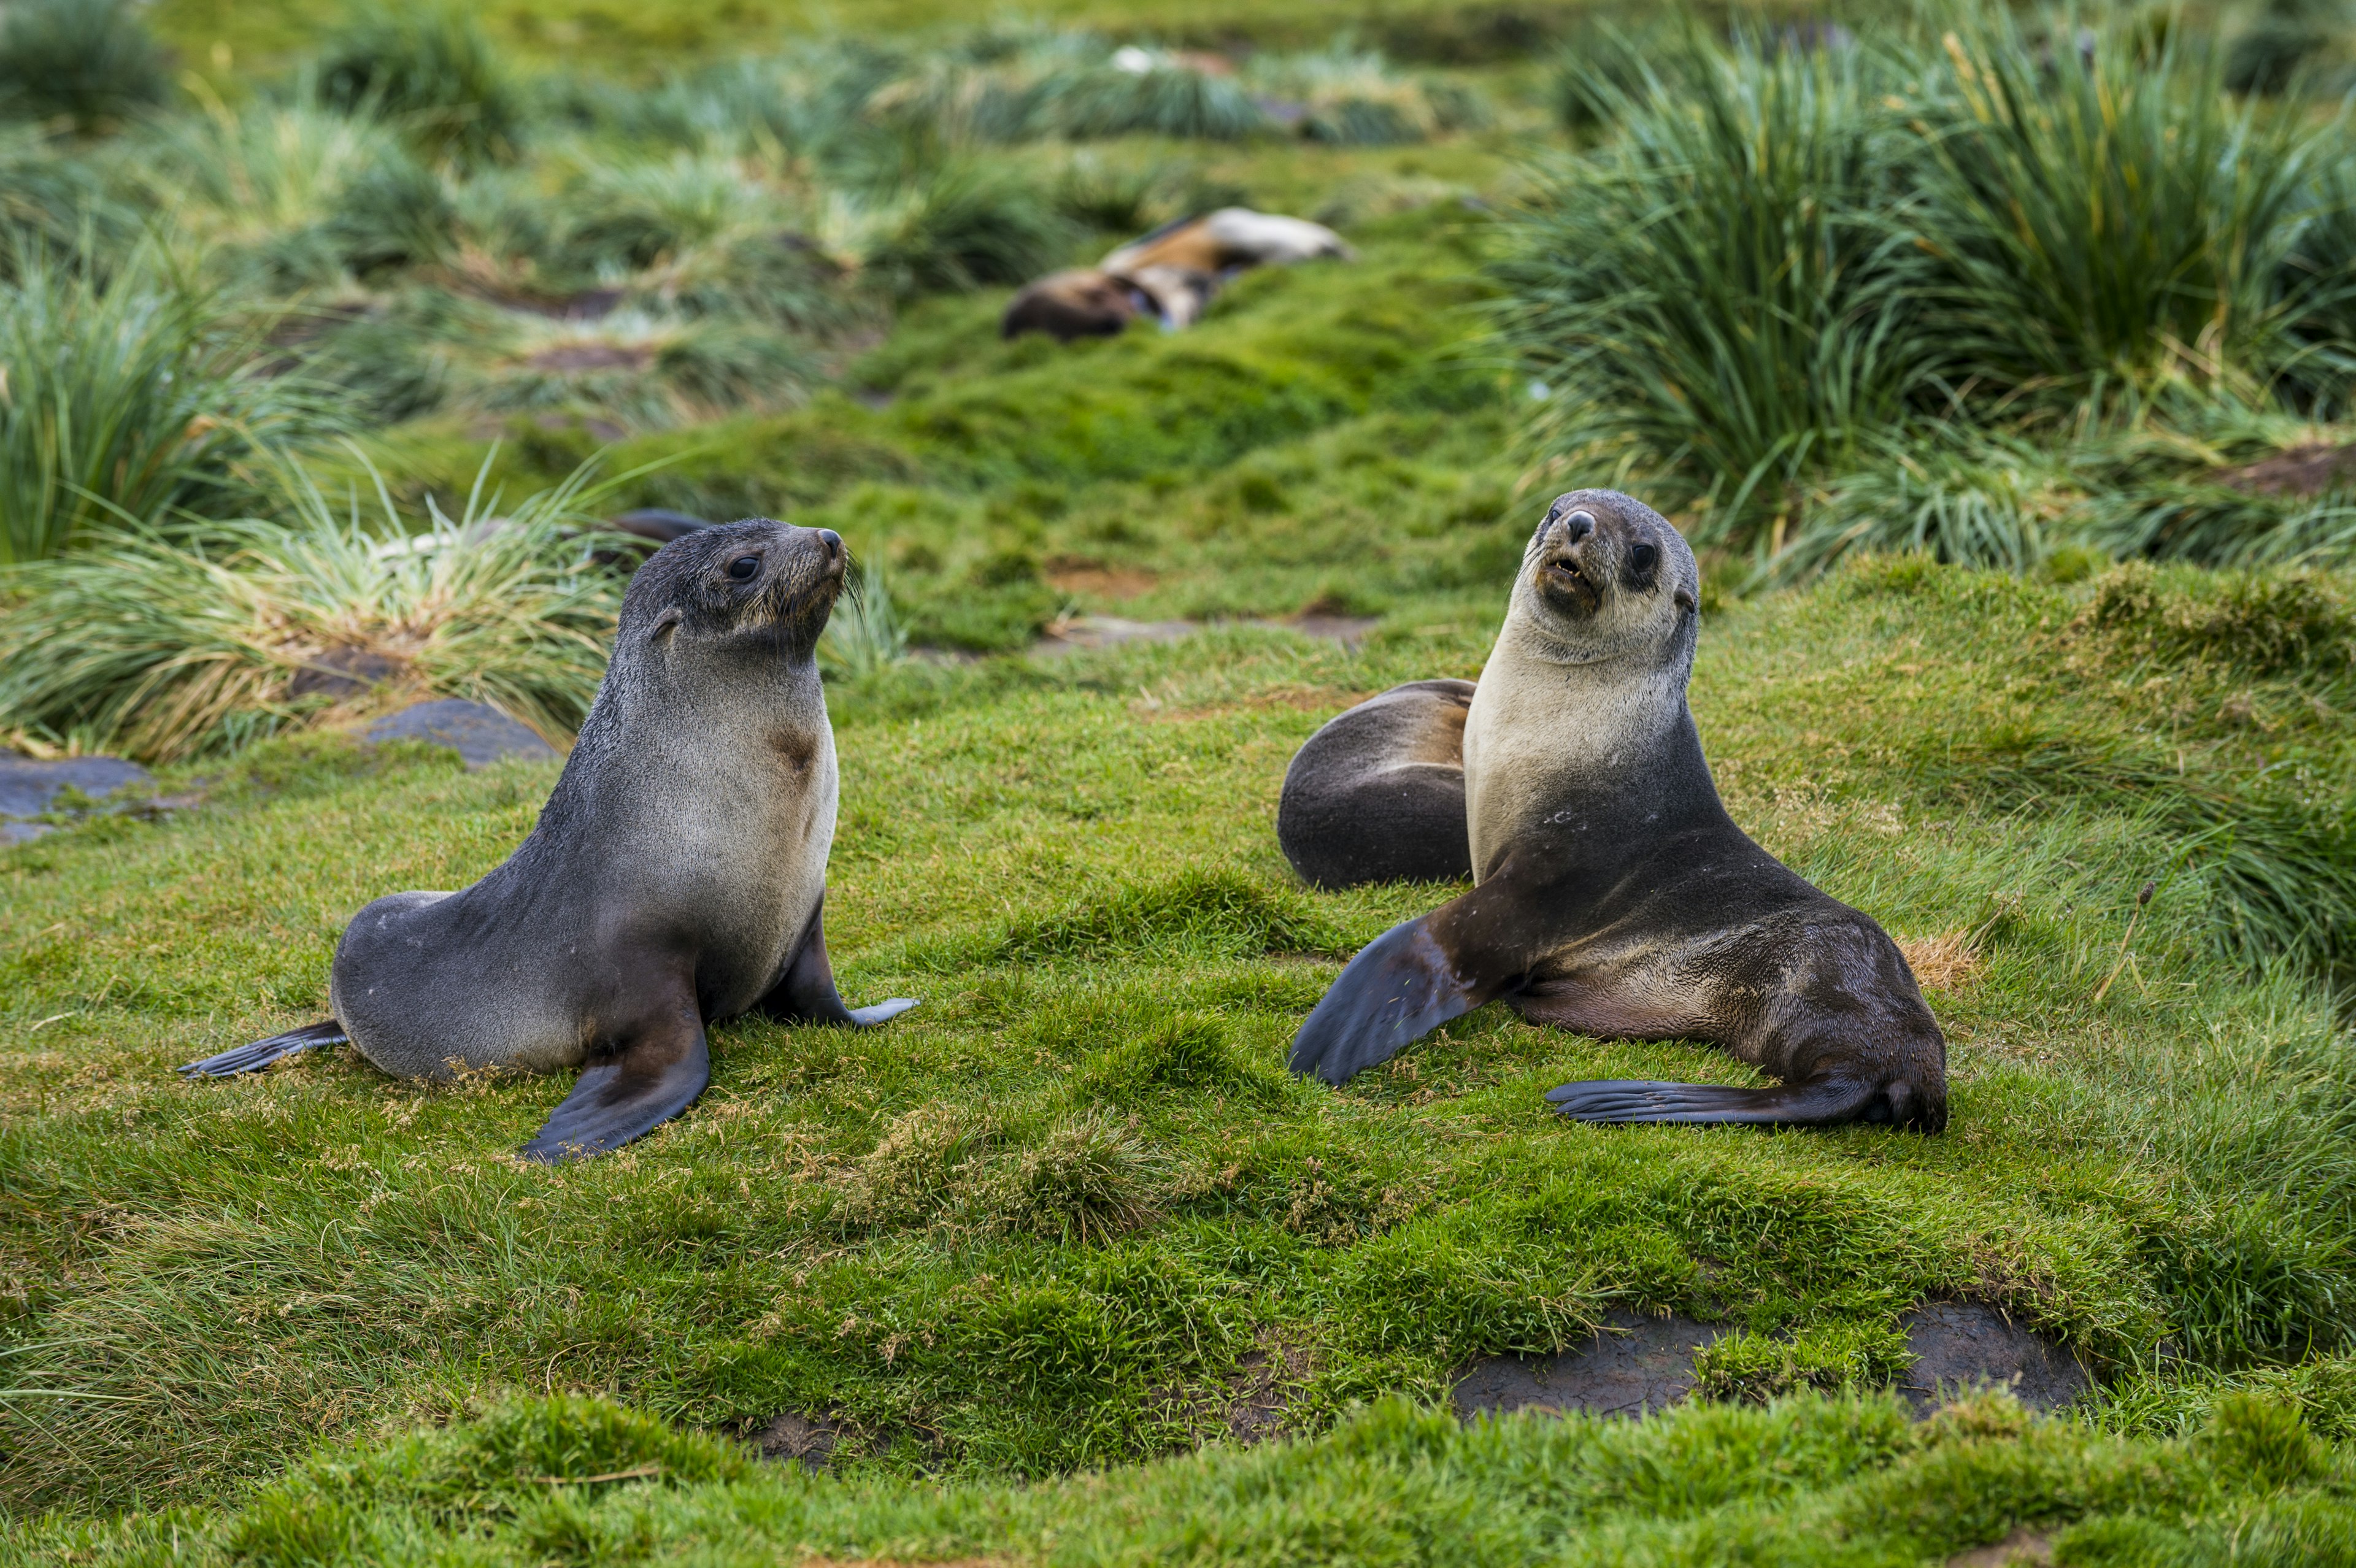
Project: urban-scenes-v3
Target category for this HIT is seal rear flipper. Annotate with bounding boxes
[1547,1075,1912,1129]
[1288,913,1505,1086]
[750,893,918,1029]
[179,1020,348,1077]
[520,1013,709,1164]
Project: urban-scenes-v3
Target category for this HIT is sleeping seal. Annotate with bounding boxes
[181,519,917,1161]
[1284,490,1947,1131]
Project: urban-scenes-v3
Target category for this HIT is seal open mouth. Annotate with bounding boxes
[1540,551,1603,612]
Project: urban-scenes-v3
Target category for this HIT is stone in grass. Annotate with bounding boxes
[0,754,154,845]
[365,699,558,771]
[1453,1310,1730,1420]
[1898,1301,2091,1413]
[1451,1301,2090,1423]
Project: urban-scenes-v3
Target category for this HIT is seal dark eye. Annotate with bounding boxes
[726,556,760,581]
[1630,542,1659,574]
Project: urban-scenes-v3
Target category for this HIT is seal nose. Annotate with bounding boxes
[1561,509,1595,543]
[815,528,843,562]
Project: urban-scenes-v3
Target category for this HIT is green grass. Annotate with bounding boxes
[13,1386,2356,1566]
[10,2,2356,1556]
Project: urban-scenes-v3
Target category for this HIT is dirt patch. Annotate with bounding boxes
[1898,931,1982,991]
[1453,1311,1728,1421]
[1899,1302,2090,1413]
[1045,559,1160,601]
[1946,1527,2054,1567]
[756,1409,840,1472]
[2217,442,2356,498]
[1222,1334,1314,1444]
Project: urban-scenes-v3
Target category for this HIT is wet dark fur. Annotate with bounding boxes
[1286,490,1947,1132]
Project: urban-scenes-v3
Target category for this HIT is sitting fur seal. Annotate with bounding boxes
[1284,490,1946,1131]
[182,520,918,1161]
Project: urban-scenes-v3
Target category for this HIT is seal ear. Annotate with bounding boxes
[748,891,918,1028]
[1674,585,1698,613]
[647,607,683,644]
[520,999,709,1163]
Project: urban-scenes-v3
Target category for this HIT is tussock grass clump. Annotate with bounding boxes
[833,1105,995,1230]
[981,1109,1161,1244]
[0,0,169,135]
[315,2,523,166]
[1911,25,2344,417]
[0,247,338,563]
[1503,17,2356,561]
[0,460,626,760]
[1499,37,1925,545]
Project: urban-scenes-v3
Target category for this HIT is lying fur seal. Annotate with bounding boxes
[1002,210,1352,341]
[182,520,917,1161]
[1284,490,1947,1131]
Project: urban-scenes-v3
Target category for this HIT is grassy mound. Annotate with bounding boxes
[15,1386,2356,1565]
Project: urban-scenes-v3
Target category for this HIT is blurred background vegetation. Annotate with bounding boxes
[5,0,2356,753]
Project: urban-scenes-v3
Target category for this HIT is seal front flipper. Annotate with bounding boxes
[1289,913,1512,1085]
[180,1020,348,1077]
[521,1007,709,1164]
[749,892,917,1029]
[1547,1075,1907,1128]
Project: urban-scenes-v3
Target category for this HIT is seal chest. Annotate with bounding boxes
[185,519,918,1160]
[1283,489,1947,1132]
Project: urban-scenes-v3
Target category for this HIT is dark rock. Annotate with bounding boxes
[2,754,155,842]
[365,700,558,771]
[288,647,407,701]
[755,1410,837,1472]
[0,755,151,820]
[1899,1302,2090,1413]
[1453,1310,1729,1421]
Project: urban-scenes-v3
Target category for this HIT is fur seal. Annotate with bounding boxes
[1284,490,1947,1131]
[181,519,918,1161]
[1277,678,1475,888]
[1002,210,1352,342]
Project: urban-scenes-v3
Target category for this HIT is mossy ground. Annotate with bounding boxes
[9,3,2356,1561]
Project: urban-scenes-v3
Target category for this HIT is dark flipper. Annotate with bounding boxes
[749,893,917,1029]
[179,1020,348,1078]
[1547,1076,1887,1128]
[1288,914,1502,1085]
[520,1007,710,1164]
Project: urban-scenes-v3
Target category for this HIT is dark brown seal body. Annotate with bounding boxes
[1285,490,1946,1131]
[182,519,916,1160]
[1277,678,1474,888]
